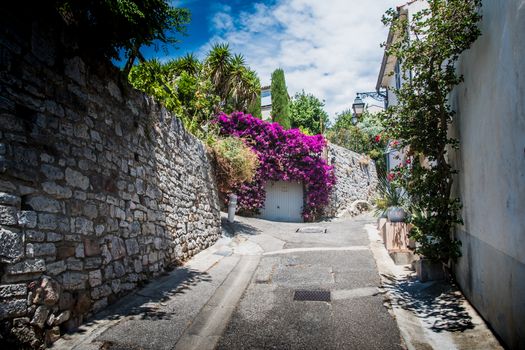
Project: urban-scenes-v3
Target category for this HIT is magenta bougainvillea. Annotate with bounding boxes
[216,112,335,221]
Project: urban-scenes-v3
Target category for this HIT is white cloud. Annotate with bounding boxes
[201,0,399,120]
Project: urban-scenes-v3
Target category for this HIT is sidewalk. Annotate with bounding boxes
[366,224,503,350]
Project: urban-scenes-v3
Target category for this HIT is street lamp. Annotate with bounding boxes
[351,114,358,126]
[352,95,365,117]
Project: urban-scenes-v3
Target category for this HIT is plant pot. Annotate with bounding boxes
[387,206,406,222]
[415,259,445,282]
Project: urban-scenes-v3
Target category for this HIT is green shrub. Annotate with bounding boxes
[212,137,259,194]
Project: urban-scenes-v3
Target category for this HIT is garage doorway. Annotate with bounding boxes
[259,181,304,222]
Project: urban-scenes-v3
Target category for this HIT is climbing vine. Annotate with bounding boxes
[381,0,482,263]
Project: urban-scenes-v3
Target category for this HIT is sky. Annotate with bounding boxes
[142,0,400,120]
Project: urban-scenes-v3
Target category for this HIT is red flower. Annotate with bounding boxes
[374,135,381,143]
[405,158,411,164]
[387,173,395,182]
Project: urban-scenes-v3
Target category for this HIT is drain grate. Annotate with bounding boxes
[296,226,327,234]
[293,290,331,302]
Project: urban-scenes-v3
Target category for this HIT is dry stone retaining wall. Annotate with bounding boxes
[325,143,378,217]
[0,16,220,348]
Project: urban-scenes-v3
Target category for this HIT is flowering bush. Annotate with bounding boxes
[215,112,335,220]
[212,136,259,194]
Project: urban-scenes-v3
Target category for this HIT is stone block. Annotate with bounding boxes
[46,261,66,276]
[26,196,61,213]
[113,261,126,278]
[109,236,126,259]
[0,192,21,206]
[83,238,101,257]
[0,205,19,225]
[59,292,74,311]
[84,257,102,269]
[0,299,27,319]
[45,326,61,345]
[42,181,72,199]
[6,259,46,275]
[46,232,63,242]
[64,56,86,86]
[74,217,93,234]
[32,243,56,257]
[61,271,87,290]
[0,227,24,263]
[57,244,75,259]
[41,164,64,180]
[18,211,37,228]
[0,284,27,298]
[41,277,60,306]
[88,270,102,287]
[74,292,91,314]
[38,213,58,230]
[75,243,85,258]
[54,310,70,325]
[66,258,83,271]
[30,305,49,328]
[91,284,111,299]
[65,168,89,190]
[125,238,139,255]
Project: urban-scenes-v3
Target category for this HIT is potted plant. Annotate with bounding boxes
[374,176,408,222]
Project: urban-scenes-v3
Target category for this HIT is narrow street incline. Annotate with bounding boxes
[53,213,404,350]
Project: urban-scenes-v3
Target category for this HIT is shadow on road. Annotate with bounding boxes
[221,217,262,237]
[381,274,474,333]
[71,266,213,333]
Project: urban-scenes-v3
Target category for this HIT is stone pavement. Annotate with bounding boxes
[52,213,502,350]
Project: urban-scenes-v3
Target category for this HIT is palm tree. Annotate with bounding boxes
[205,43,232,102]
[228,54,248,111]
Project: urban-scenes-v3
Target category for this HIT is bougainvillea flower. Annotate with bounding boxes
[216,112,335,220]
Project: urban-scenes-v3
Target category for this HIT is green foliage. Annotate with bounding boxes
[381,0,482,263]
[128,43,260,138]
[54,0,190,60]
[247,91,262,118]
[270,68,291,129]
[212,137,260,194]
[326,109,387,174]
[374,176,408,217]
[289,90,329,135]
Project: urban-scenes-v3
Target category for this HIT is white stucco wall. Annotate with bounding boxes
[449,1,525,348]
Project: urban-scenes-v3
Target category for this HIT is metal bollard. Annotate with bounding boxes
[228,194,237,223]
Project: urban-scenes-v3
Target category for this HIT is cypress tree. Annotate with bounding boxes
[270,68,291,129]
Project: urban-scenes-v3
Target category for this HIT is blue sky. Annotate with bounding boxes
[141,0,399,118]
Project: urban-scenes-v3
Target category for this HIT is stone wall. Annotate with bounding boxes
[324,143,378,217]
[0,15,220,348]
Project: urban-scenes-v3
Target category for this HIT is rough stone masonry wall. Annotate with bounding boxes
[324,143,378,217]
[0,17,220,348]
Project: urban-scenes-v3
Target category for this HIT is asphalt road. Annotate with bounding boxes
[215,215,404,350]
[53,213,405,350]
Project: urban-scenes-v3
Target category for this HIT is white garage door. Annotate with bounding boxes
[259,181,304,222]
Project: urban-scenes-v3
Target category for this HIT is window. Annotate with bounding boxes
[394,60,401,89]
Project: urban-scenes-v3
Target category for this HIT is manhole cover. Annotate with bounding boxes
[293,290,331,302]
[296,226,327,234]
